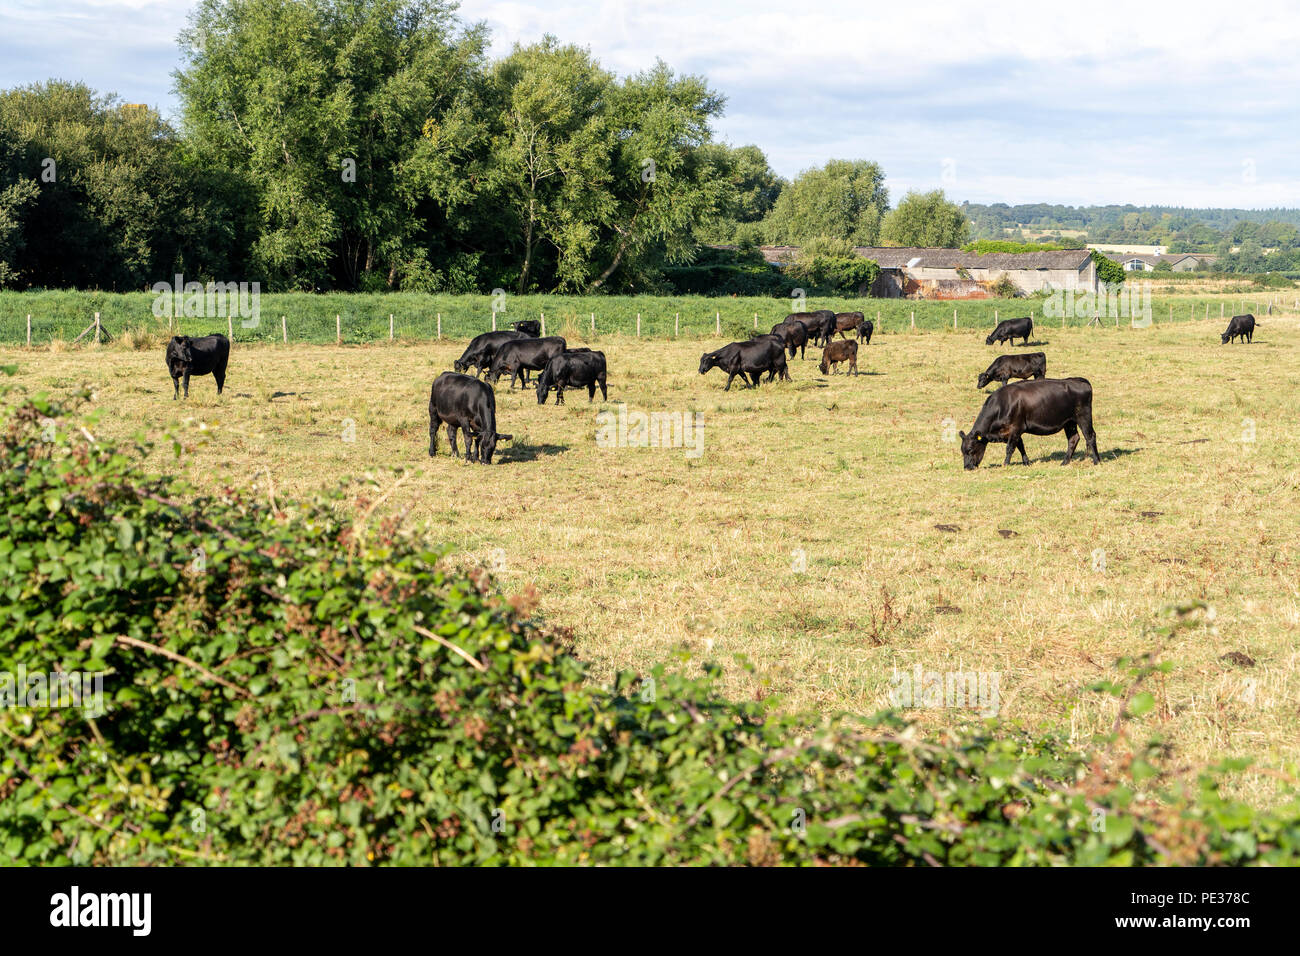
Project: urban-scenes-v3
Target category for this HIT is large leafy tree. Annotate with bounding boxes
[880,189,970,247]
[762,159,888,246]
[176,0,486,290]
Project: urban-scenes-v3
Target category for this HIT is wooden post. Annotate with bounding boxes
[910,310,915,330]
[953,308,957,330]
[1221,302,1224,318]
[437,314,441,339]
[95,312,102,344]
[590,312,595,332]
[492,311,496,331]
[753,313,758,329]
[26,314,31,347]
[540,313,545,336]
[336,314,341,344]
[995,308,998,322]
[636,313,641,337]
[876,310,880,333]
[675,313,679,337]
[228,314,233,339]
[715,311,720,336]
[282,315,287,343]
[389,313,394,341]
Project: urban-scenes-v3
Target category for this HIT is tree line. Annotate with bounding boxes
[0,0,975,296]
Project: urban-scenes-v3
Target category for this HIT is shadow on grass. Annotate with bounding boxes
[497,440,569,463]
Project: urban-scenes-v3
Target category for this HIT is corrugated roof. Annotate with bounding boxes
[705,244,1095,270]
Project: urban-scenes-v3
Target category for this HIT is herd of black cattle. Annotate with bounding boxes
[162,309,1259,468]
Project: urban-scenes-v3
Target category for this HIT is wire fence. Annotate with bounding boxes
[0,291,1294,348]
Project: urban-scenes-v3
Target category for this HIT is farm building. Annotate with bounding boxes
[744,245,1098,298]
[1107,252,1217,272]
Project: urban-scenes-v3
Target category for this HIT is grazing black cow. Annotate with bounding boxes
[536,349,608,405]
[857,319,874,345]
[165,334,229,400]
[699,338,789,390]
[819,339,858,375]
[749,334,794,381]
[985,316,1033,346]
[1221,314,1255,344]
[977,352,1047,389]
[960,377,1099,470]
[487,336,567,388]
[787,310,836,347]
[428,371,512,464]
[770,320,808,360]
[453,330,525,376]
[833,312,864,339]
[510,319,542,337]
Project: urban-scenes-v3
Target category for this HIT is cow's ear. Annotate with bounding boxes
[958,431,966,441]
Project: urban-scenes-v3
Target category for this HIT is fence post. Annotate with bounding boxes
[675,312,679,337]
[540,313,545,336]
[437,313,441,339]
[336,314,341,344]
[389,313,394,341]
[492,311,496,331]
[715,311,720,336]
[637,313,641,337]
[876,310,880,333]
[282,315,287,344]
[590,312,595,332]
[910,310,915,330]
[228,314,233,339]
[953,308,957,330]
[754,313,758,329]
[95,312,102,344]
[26,314,31,347]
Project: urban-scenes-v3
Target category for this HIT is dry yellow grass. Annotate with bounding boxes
[5,316,1299,803]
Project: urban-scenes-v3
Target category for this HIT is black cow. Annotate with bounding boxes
[453,330,526,376]
[165,334,229,400]
[749,334,795,381]
[977,352,1047,389]
[770,320,808,359]
[536,349,608,405]
[960,377,1099,470]
[857,319,874,345]
[510,319,542,337]
[985,316,1033,346]
[487,336,567,388]
[699,338,789,390]
[786,310,836,347]
[428,371,512,464]
[1221,314,1255,344]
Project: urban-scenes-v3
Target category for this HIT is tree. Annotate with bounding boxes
[881,189,969,248]
[176,0,486,289]
[762,159,888,245]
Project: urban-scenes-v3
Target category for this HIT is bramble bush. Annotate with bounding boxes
[1,380,1298,865]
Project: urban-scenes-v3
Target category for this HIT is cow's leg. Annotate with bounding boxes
[587,383,596,402]
[1062,422,1079,464]
[723,372,735,391]
[429,420,440,457]
[172,375,179,400]
[1079,409,1100,464]
[1013,435,1029,465]
[850,357,857,376]
[448,426,460,458]
[1003,433,1021,466]
[599,376,607,401]
[556,387,565,405]
[214,355,227,395]
[182,371,190,399]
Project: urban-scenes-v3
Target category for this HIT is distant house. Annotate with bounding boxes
[1110,253,1216,272]
[711,244,1099,297]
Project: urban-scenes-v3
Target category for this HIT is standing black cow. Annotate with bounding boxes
[487,336,567,388]
[453,330,526,376]
[511,319,542,337]
[985,316,1033,346]
[699,338,789,390]
[833,312,864,339]
[857,320,874,345]
[786,310,836,347]
[165,334,230,400]
[960,377,1099,469]
[1221,314,1255,344]
[536,349,608,405]
[770,320,808,359]
[977,352,1047,389]
[428,371,512,464]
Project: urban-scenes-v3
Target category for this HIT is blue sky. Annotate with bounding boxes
[3,0,1298,207]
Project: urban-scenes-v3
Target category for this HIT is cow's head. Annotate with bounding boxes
[818,355,830,375]
[976,371,991,389]
[698,352,719,375]
[984,332,997,346]
[453,357,470,373]
[959,430,988,470]
[478,431,512,464]
[166,336,193,372]
[1220,330,1231,344]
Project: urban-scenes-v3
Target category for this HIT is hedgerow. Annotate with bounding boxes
[2,380,1298,865]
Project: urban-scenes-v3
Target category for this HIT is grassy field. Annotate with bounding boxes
[5,314,1299,806]
[1,288,1296,344]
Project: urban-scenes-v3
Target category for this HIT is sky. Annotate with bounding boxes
[2,0,1298,208]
